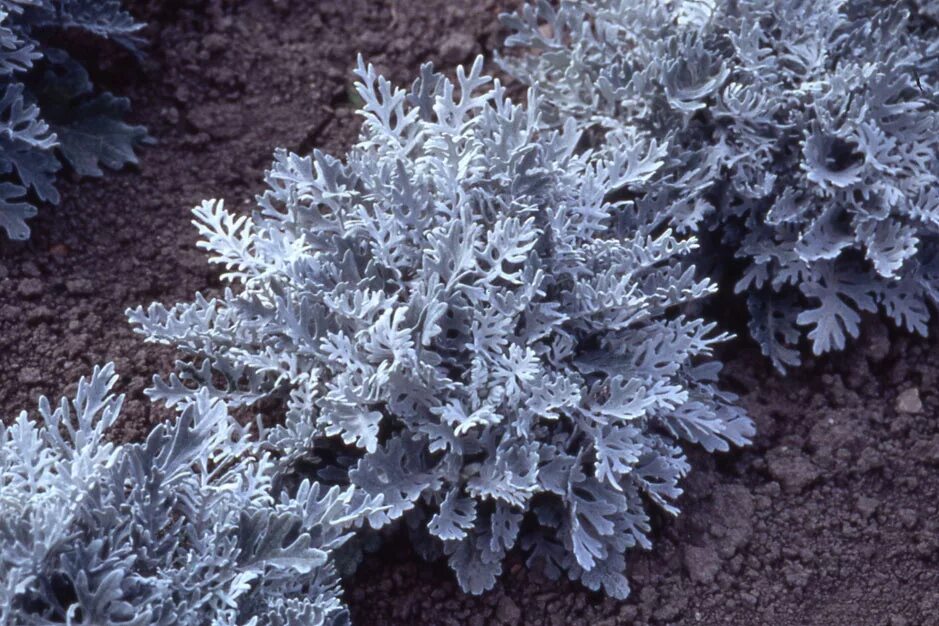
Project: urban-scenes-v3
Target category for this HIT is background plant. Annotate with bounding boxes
[0,363,382,626]
[500,0,939,370]
[0,0,148,240]
[129,56,753,599]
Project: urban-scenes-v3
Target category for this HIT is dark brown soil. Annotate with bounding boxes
[1,2,937,625]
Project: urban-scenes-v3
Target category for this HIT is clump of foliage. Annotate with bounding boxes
[500,0,939,370]
[0,0,149,240]
[0,363,382,626]
[129,57,753,598]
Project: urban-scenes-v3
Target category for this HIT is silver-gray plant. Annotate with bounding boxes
[500,0,939,370]
[129,57,753,598]
[0,363,381,626]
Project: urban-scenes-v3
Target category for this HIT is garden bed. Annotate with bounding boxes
[1,1,936,624]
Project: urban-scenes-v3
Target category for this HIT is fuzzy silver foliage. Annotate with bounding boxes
[0,363,382,626]
[129,57,753,599]
[0,0,147,240]
[500,0,939,370]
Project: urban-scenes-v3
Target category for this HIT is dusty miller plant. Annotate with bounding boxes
[0,363,381,626]
[0,0,148,240]
[129,56,753,598]
[500,0,939,370]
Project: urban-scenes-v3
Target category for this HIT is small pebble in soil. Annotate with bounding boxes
[895,388,922,414]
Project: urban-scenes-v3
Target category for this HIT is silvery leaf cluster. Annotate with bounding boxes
[501,0,939,370]
[0,364,381,625]
[130,56,752,598]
